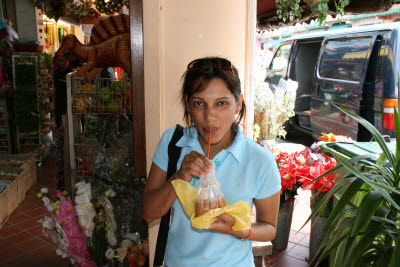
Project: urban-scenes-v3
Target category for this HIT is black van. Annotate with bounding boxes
[265,23,399,141]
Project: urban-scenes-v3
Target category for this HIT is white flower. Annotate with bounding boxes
[44,203,54,212]
[114,247,128,262]
[40,187,48,194]
[125,232,141,243]
[42,197,50,204]
[121,239,133,248]
[39,216,55,229]
[56,249,63,256]
[105,248,114,260]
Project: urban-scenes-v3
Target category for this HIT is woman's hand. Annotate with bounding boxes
[208,214,249,239]
[176,151,212,182]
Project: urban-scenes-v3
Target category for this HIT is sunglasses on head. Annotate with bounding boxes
[187,58,236,77]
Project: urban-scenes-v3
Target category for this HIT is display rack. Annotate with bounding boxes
[12,52,54,162]
[65,72,132,190]
[0,98,13,153]
[64,72,147,242]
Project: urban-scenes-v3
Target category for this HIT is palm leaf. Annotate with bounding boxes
[324,178,363,227]
[351,190,384,235]
[347,231,380,266]
[336,156,400,210]
[390,234,400,267]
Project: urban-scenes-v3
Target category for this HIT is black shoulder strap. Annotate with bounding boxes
[154,124,184,267]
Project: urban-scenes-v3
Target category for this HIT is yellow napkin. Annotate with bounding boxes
[172,179,252,231]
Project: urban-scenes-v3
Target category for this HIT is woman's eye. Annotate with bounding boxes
[193,101,204,107]
[217,101,228,106]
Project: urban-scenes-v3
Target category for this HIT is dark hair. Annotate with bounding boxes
[180,57,246,128]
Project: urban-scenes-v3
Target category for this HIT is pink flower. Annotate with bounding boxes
[56,190,63,198]
[59,200,75,215]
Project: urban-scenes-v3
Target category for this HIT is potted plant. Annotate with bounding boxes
[263,146,304,250]
[295,142,339,265]
[302,85,400,266]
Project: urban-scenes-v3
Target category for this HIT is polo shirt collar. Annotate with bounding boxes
[175,126,246,163]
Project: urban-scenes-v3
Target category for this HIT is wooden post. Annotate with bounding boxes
[129,0,147,178]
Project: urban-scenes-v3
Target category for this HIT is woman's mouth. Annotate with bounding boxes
[204,127,218,134]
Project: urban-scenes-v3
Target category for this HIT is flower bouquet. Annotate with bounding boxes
[37,183,149,267]
[254,78,297,141]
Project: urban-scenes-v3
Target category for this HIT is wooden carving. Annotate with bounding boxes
[56,14,131,79]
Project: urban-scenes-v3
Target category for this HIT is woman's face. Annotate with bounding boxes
[189,78,242,148]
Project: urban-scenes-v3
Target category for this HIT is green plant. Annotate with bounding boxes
[303,79,400,265]
[308,0,330,23]
[276,0,350,24]
[276,0,302,22]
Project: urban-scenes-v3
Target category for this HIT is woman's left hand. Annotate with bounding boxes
[208,213,248,239]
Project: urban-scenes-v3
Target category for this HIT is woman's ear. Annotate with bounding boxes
[236,94,243,114]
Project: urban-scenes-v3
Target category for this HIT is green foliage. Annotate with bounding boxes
[302,76,400,265]
[276,0,351,24]
[276,0,302,22]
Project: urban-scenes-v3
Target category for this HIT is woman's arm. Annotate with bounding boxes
[142,152,212,223]
[141,163,179,223]
[209,192,280,241]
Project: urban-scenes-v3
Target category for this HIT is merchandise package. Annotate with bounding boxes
[195,163,225,217]
[172,179,251,231]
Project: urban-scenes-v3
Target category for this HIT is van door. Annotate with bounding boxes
[311,34,378,140]
[265,41,293,89]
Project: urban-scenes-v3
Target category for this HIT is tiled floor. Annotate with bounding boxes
[265,189,311,266]
[0,155,70,267]
[0,153,312,267]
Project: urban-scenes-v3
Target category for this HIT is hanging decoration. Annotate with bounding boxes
[63,1,93,19]
[31,0,94,21]
[94,0,129,15]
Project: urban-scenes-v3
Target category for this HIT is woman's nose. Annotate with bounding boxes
[205,106,217,121]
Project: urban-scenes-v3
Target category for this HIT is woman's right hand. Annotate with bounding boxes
[176,151,213,182]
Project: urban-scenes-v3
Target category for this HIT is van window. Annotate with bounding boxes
[319,37,373,81]
[270,44,292,70]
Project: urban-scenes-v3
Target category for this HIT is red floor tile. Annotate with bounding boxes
[0,224,23,238]
[22,207,47,218]
[0,238,12,248]
[25,225,44,237]
[0,244,25,260]
[15,218,42,231]
[16,203,41,213]
[30,244,59,259]
[4,231,34,244]
[2,252,46,267]
[42,253,70,267]
[7,213,31,224]
[17,236,49,251]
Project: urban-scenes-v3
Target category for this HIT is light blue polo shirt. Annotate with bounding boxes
[152,125,281,267]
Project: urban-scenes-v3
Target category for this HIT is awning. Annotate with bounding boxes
[328,22,350,31]
[347,7,400,20]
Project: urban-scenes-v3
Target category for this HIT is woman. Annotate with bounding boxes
[142,57,281,267]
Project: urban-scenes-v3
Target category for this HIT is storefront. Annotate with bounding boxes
[0,1,256,266]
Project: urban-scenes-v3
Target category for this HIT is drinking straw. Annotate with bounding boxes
[207,129,211,159]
